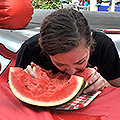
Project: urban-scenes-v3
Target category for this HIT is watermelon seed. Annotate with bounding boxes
[25,85,27,87]
[68,81,69,84]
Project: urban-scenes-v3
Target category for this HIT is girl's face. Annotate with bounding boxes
[50,45,90,75]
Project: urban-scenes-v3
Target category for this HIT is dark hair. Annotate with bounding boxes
[39,9,95,56]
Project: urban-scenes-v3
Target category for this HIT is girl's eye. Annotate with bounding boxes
[77,60,86,65]
[56,63,64,67]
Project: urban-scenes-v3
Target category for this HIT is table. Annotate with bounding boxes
[0,83,120,120]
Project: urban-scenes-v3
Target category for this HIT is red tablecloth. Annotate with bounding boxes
[0,83,120,120]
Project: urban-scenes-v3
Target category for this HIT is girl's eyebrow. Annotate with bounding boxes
[53,55,87,66]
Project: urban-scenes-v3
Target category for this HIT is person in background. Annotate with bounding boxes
[97,0,102,4]
[82,0,85,6]
[15,9,120,94]
[84,0,90,10]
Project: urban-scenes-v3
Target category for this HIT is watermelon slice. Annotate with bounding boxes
[9,67,85,107]
[75,68,96,88]
[34,65,96,89]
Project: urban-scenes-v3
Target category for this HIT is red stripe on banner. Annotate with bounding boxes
[103,29,120,33]
[0,44,18,83]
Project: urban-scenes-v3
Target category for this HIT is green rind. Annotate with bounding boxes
[32,66,35,72]
[84,68,97,89]
[9,67,85,107]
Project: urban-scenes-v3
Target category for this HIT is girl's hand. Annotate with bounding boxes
[83,71,111,94]
[25,62,37,78]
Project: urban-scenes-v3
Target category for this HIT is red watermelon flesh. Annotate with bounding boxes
[33,65,71,83]
[9,67,85,107]
[75,68,96,88]
[75,68,96,82]
[34,66,96,88]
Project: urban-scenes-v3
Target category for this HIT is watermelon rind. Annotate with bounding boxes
[84,68,96,89]
[9,67,85,107]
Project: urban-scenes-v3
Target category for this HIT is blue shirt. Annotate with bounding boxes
[84,1,90,6]
[84,1,90,10]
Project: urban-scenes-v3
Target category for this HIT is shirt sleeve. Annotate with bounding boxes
[90,30,120,81]
[98,37,120,80]
[15,33,40,69]
[15,42,34,69]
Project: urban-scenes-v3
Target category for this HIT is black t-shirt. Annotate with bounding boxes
[15,30,120,81]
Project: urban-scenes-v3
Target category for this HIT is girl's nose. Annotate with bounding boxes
[66,66,76,75]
